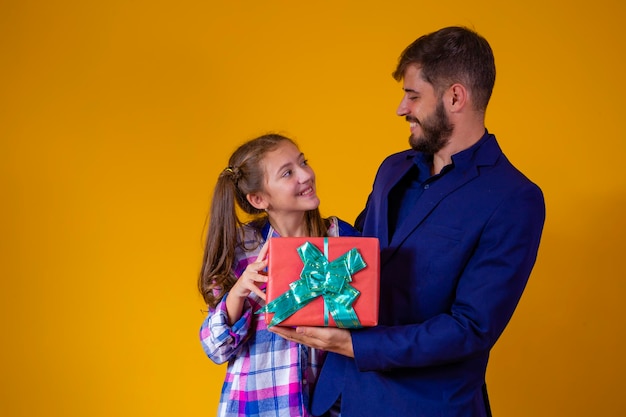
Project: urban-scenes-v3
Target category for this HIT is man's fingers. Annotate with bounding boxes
[269,326,300,341]
[295,326,319,339]
[269,322,354,357]
[270,326,320,346]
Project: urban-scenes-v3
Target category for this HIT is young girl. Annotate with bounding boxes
[198,133,358,417]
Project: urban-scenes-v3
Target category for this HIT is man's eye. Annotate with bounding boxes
[409,96,418,101]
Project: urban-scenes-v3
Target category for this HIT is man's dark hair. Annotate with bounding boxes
[393,26,496,111]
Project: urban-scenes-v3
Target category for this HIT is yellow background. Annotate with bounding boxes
[2,1,625,416]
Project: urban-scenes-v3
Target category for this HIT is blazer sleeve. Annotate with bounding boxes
[354,197,370,233]
[337,218,361,237]
[351,182,546,371]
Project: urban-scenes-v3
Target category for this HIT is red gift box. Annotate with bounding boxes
[263,237,379,328]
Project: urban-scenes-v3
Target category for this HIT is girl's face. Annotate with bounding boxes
[253,141,319,215]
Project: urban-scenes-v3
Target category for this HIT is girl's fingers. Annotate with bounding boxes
[251,287,267,301]
[254,260,268,278]
[255,241,270,262]
[234,244,269,299]
[244,258,267,275]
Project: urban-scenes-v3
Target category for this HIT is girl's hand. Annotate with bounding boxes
[230,241,269,302]
[225,241,269,325]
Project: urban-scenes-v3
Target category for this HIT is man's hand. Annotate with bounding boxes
[269,326,354,358]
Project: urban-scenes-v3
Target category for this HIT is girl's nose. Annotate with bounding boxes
[298,167,314,183]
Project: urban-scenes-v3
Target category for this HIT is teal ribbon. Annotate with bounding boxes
[261,239,367,328]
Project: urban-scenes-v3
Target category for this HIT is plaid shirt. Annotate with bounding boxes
[200,217,358,417]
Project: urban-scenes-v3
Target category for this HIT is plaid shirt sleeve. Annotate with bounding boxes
[199,225,264,365]
[199,293,254,365]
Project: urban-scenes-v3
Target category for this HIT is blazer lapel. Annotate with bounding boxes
[377,153,416,249]
[381,135,501,266]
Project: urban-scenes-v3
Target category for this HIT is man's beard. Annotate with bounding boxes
[408,100,454,154]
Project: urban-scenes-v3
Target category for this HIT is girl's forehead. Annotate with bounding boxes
[259,141,302,178]
[263,141,301,162]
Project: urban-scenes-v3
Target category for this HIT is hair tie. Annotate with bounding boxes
[223,166,240,182]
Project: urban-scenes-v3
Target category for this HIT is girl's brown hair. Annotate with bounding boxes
[198,133,329,308]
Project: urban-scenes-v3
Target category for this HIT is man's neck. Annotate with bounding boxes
[431,124,485,174]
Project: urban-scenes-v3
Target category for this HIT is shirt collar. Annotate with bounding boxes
[450,129,490,169]
[412,129,491,176]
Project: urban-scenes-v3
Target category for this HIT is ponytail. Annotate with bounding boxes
[198,170,248,308]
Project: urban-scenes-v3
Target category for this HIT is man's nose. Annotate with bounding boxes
[396,97,409,116]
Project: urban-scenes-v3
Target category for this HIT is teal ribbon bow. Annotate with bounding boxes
[261,239,367,328]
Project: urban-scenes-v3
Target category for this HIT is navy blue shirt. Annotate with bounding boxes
[388,132,489,241]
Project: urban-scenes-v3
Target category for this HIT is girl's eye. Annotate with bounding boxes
[282,170,292,178]
[301,159,309,166]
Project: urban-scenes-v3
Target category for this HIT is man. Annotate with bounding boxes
[271,26,546,417]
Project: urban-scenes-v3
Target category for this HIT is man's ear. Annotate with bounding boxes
[446,83,468,112]
[246,193,268,210]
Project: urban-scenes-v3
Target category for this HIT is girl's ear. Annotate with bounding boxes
[246,193,268,210]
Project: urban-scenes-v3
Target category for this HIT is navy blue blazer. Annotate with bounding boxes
[311,133,545,417]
